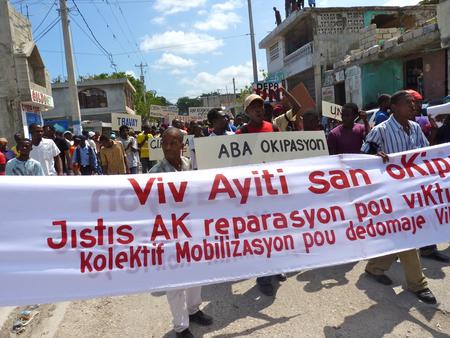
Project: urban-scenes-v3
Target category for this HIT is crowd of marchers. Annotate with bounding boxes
[0,86,449,338]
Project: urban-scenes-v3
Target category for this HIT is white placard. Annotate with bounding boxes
[194,131,329,170]
[111,113,142,131]
[322,101,343,121]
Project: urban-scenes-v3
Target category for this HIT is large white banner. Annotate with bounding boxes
[0,144,449,306]
[194,131,329,169]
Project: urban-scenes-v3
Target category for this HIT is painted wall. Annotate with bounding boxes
[422,50,447,101]
[362,60,403,108]
[363,11,387,27]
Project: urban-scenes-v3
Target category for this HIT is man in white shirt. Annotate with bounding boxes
[29,124,63,176]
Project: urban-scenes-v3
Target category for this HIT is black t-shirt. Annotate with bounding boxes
[436,124,450,144]
[54,137,70,173]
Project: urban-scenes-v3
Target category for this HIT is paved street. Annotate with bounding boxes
[1,245,449,338]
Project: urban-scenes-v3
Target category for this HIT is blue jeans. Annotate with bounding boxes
[130,166,138,174]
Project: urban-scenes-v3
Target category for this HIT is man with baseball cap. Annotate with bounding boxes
[406,89,432,138]
[237,94,290,297]
[237,94,279,134]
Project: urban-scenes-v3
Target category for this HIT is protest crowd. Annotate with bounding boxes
[0,86,449,338]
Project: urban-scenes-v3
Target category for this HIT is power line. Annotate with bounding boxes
[70,0,117,71]
[113,0,147,63]
[90,1,137,63]
[33,0,56,33]
[69,13,117,71]
[103,0,141,64]
[35,16,61,41]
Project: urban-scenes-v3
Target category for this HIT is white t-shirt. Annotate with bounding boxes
[30,138,61,176]
[119,136,139,168]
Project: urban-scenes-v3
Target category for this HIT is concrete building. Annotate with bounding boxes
[0,1,53,141]
[259,6,437,108]
[47,78,137,132]
[324,5,447,108]
[437,0,450,97]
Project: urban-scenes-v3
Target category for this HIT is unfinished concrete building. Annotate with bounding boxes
[0,1,53,141]
[259,6,437,108]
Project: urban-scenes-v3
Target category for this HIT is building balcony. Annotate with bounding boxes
[282,42,314,77]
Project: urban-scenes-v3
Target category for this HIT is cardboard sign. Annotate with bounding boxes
[148,135,192,161]
[290,82,316,113]
[189,107,215,120]
[111,113,142,131]
[194,131,328,169]
[322,101,343,121]
[253,81,283,102]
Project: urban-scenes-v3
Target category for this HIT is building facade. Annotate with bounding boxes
[47,78,137,132]
[0,1,53,141]
[325,6,447,109]
[259,6,437,108]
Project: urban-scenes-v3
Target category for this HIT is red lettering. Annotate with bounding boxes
[128,177,156,205]
[150,215,171,241]
[208,174,237,200]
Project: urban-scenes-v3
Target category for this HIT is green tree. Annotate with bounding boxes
[176,96,202,114]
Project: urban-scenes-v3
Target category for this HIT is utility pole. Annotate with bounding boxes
[247,0,258,85]
[59,0,82,135]
[135,62,148,104]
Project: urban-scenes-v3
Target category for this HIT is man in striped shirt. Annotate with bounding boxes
[361,90,436,304]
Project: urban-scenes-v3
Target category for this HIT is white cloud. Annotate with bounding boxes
[152,17,166,25]
[212,0,243,11]
[155,53,195,69]
[195,12,241,31]
[125,70,137,78]
[194,0,243,31]
[153,0,206,15]
[170,69,185,75]
[181,61,263,97]
[140,31,223,54]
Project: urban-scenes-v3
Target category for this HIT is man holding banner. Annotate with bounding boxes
[361,90,436,304]
[150,127,213,338]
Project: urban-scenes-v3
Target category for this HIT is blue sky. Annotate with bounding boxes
[13,0,415,103]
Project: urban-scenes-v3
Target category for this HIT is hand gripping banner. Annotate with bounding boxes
[0,144,449,306]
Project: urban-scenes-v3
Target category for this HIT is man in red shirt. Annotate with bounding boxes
[236,94,279,134]
[237,94,288,296]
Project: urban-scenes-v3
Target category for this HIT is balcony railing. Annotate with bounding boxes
[284,42,313,64]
